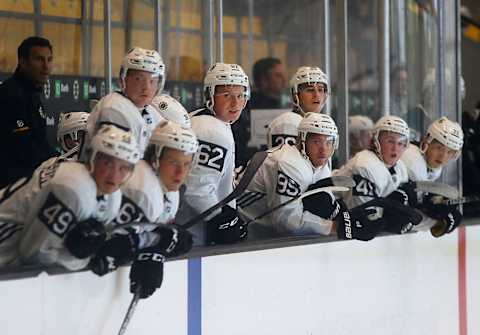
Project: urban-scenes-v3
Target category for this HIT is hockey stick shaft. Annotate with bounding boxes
[181,151,267,229]
[412,181,459,199]
[245,186,349,225]
[433,195,480,206]
[117,290,141,335]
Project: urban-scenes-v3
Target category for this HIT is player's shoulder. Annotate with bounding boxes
[401,144,427,181]
[191,114,233,145]
[97,92,135,110]
[349,150,385,179]
[50,162,97,202]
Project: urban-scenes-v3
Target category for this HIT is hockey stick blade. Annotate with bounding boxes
[245,185,350,225]
[181,151,268,230]
[412,181,459,199]
[118,290,141,335]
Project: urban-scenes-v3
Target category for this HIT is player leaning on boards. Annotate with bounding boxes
[81,47,165,160]
[0,125,139,270]
[238,113,383,240]
[267,66,329,148]
[88,121,198,299]
[176,63,250,246]
[334,115,422,234]
[400,117,464,237]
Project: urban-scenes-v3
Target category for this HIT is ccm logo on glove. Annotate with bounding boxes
[138,252,165,262]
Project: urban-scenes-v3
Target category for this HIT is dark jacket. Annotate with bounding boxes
[0,69,55,188]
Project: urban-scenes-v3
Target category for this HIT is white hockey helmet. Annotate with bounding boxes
[57,111,89,152]
[149,121,198,160]
[89,125,140,169]
[349,115,374,136]
[290,66,329,113]
[267,112,302,148]
[372,115,410,155]
[204,62,250,112]
[151,94,191,128]
[120,47,166,91]
[297,113,338,161]
[423,117,464,155]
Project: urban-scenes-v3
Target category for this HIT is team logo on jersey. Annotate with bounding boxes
[197,140,227,172]
[276,171,301,197]
[43,80,51,99]
[38,106,46,119]
[16,120,24,128]
[158,101,168,110]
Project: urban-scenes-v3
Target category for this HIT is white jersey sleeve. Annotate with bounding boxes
[83,92,162,158]
[238,145,333,237]
[18,162,122,271]
[334,150,409,208]
[401,144,442,182]
[181,114,235,216]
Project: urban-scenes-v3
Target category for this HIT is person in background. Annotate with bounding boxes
[348,115,374,158]
[232,58,287,166]
[0,36,56,188]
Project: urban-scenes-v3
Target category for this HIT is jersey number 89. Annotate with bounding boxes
[197,140,227,172]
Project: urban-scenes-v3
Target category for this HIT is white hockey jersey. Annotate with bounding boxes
[82,92,163,159]
[4,162,122,270]
[267,110,303,148]
[237,144,334,238]
[115,160,179,248]
[334,149,409,208]
[400,144,442,182]
[176,109,236,244]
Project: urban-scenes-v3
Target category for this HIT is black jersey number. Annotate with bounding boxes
[352,174,377,198]
[115,196,146,224]
[197,140,227,172]
[271,134,297,147]
[276,171,301,197]
[38,192,77,238]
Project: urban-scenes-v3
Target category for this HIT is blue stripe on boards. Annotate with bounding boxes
[188,258,202,335]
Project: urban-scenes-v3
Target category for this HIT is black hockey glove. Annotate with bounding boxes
[88,233,139,276]
[129,247,165,299]
[382,198,423,234]
[421,196,462,237]
[152,224,193,258]
[206,206,248,245]
[302,191,341,220]
[386,181,418,207]
[335,199,385,241]
[64,218,107,259]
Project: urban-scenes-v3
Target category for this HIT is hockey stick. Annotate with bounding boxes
[244,186,350,225]
[410,181,459,199]
[181,150,268,229]
[430,195,480,206]
[117,289,141,335]
[108,174,354,234]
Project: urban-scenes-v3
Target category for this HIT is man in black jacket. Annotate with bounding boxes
[0,36,56,188]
